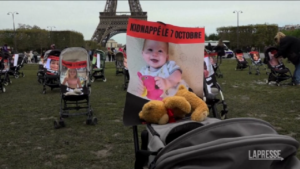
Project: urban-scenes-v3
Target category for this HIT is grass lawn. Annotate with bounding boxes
[0,59,299,169]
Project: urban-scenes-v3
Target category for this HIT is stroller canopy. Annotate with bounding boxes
[59,47,90,72]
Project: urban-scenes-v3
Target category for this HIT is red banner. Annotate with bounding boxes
[127,18,205,44]
[62,60,87,69]
[270,50,277,54]
[48,56,59,61]
[250,51,259,54]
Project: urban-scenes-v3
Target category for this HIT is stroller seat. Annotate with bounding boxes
[234,49,248,71]
[264,47,293,85]
[61,85,90,101]
[91,50,106,82]
[248,51,267,75]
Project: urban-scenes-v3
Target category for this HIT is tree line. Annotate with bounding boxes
[0,24,101,53]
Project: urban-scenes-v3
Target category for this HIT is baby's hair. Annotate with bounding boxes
[142,39,169,53]
[66,68,78,78]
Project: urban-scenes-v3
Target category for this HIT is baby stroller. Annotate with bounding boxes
[42,49,61,94]
[206,49,223,78]
[234,49,248,70]
[123,53,129,90]
[204,50,228,119]
[37,50,51,84]
[8,53,25,79]
[54,47,97,128]
[115,52,124,75]
[248,51,267,75]
[0,53,12,86]
[264,47,293,86]
[0,54,7,92]
[90,49,106,82]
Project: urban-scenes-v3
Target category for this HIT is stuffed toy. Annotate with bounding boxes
[139,85,209,124]
[139,96,191,124]
[175,85,209,122]
[137,72,163,100]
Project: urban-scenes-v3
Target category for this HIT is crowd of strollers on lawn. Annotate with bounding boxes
[1,31,300,85]
[0,43,124,64]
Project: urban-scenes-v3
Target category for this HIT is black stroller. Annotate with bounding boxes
[248,51,267,75]
[0,53,12,86]
[123,54,130,90]
[115,52,124,75]
[90,50,106,82]
[0,54,7,93]
[42,49,61,94]
[234,49,248,70]
[204,51,228,119]
[8,53,25,79]
[37,50,51,84]
[54,47,97,128]
[264,47,293,86]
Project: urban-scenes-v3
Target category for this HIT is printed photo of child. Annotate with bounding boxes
[62,68,82,89]
[137,39,188,100]
[236,54,245,62]
[50,60,59,71]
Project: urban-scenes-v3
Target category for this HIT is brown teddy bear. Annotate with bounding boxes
[139,85,209,124]
[175,85,209,122]
[139,96,191,124]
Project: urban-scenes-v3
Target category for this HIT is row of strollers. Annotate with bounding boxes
[234,47,294,86]
[0,52,26,93]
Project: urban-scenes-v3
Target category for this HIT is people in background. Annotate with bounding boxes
[274,32,300,85]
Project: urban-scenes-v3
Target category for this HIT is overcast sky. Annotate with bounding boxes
[1,1,299,45]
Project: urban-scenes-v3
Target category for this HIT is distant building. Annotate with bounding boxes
[279,24,300,31]
[106,39,118,48]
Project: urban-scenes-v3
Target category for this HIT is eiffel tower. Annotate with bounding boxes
[91,0,147,46]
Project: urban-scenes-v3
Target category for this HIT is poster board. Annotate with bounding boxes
[123,18,205,126]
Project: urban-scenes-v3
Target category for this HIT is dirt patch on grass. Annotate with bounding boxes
[55,154,68,159]
[44,161,52,166]
[91,145,112,158]
[40,116,56,120]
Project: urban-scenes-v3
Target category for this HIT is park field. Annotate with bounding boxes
[0,59,299,169]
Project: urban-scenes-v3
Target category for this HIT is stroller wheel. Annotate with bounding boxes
[53,120,60,129]
[92,117,98,125]
[15,75,19,79]
[59,119,66,128]
[91,77,95,83]
[3,82,8,86]
[86,118,92,125]
[103,78,107,82]
[2,87,6,93]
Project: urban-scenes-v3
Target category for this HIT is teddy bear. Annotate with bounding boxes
[175,85,209,122]
[139,85,209,124]
[139,96,192,124]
